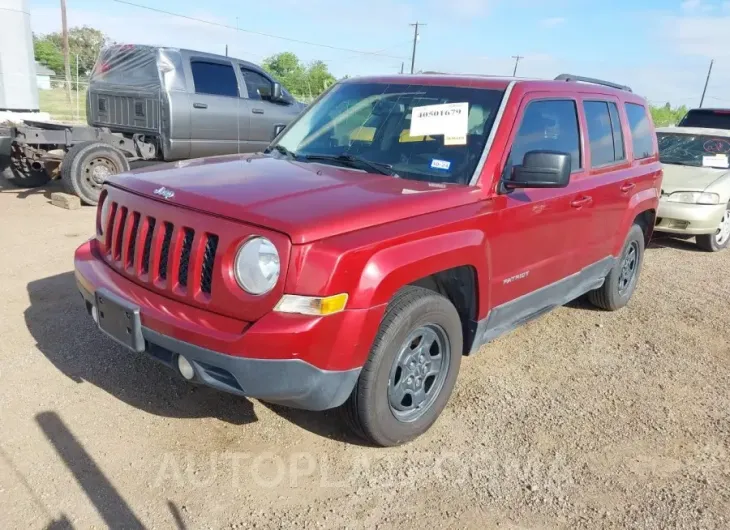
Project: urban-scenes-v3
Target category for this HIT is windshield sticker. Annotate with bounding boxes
[703,139,730,154]
[702,154,729,168]
[445,134,467,146]
[410,102,469,139]
[430,159,452,171]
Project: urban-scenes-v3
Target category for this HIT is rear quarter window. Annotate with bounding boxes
[625,103,656,160]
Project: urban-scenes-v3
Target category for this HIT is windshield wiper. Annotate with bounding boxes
[303,154,397,177]
[264,144,297,159]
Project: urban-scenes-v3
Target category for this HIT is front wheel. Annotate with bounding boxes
[588,223,645,311]
[341,286,463,447]
[696,204,730,252]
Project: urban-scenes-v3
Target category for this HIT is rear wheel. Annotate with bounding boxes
[588,224,645,311]
[696,204,730,252]
[341,286,463,447]
[1,156,51,188]
[62,142,129,206]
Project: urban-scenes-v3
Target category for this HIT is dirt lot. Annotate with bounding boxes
[0,181,728,529]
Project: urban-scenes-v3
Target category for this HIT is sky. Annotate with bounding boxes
[25,0,730,107]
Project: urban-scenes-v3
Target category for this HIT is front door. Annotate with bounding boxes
[188,59,251,158]
[239,67,298,151]
[484,95,586,336]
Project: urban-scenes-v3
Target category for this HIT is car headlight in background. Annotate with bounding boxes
[234,237,280,295]
[98,194,112,235]
[666,191,721,205]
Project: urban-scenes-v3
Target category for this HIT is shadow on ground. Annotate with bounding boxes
[0,174,64,201]
[25,271,256,425]
[647,234,703,252]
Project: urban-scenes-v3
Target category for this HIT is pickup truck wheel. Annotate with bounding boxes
[62,142,129,206]
[1,157,51,188]
[341,286,463,447]
[696,204,730,252]
[588,224,645,311]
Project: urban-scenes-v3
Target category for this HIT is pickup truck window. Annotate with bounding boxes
[625,103,655,160]
[275,82,505,185]
[191,61,239,98]
[240,68,272,100]
[584,101,625,166]
[507,99,581,173]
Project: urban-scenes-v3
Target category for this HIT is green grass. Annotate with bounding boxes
[38,88,87,124]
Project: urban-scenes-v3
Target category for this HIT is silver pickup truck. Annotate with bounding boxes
[0,45,306,205]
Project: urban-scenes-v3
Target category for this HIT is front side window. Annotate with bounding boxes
[658,132,730,168]
[584,101,626,166]
[191,61,238,97]
[507,99,581,173]
[275,82,506,185]
[625,103,656,159]
[241,68,272,100]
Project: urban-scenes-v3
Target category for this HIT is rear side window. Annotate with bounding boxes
[508,99,581,172]
[583,101,626,166]
[191,61,238,97]
[625,103,655,159]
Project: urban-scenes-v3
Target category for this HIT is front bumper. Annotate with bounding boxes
[655,201,726,235]
[75,240,385,411]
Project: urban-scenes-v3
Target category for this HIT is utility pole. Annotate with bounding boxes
[699,59,714,108]
[225,44,228,57]
[60,0,72,103]
[511,55,524,77]
[400,62,404,74]
[410,22,426,74]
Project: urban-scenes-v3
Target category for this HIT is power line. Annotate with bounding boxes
[111,0,409,61]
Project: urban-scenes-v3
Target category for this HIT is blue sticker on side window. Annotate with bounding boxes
[430,159,451,171]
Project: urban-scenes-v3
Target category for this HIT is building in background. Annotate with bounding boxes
[35,62,55,90]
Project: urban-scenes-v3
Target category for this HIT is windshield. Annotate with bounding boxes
[657,132,730,168]
[678,109,730,130]
[275,82,506,185]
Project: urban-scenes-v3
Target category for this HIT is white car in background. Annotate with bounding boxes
[655,126,730,252]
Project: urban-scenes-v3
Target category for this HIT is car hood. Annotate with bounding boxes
[108,154,480,244]
[661,163,729,194]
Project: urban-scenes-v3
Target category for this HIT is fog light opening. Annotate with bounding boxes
[177,355,195,380]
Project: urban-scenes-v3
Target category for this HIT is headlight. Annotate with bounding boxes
[666,191,721,205]
[234,237,280,295]
[98,195,112,235]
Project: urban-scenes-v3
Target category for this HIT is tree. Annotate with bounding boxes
[37,26,112,78]
[650,103,688,127]
[262,52,337,99]
[33,36,64,75]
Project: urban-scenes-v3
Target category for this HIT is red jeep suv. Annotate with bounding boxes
[75,73,662,446]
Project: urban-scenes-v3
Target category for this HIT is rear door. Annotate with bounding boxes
[576,97,632,265]
[239,66,298,151]
[188,58,250,158]
[489,94,586,314]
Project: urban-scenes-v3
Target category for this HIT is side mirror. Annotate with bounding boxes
[271,82,284,102]
[503,150,571,191]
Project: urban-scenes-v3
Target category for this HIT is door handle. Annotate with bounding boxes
[570,196,593,208]
[193,102,208,109]
[252,108,265,114]
[620,182,636,193]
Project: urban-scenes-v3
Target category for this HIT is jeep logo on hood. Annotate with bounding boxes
[153,186,175,200]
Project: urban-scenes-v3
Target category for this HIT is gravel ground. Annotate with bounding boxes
[0,181,728,529]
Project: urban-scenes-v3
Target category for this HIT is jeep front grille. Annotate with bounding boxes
[103,201,220,297]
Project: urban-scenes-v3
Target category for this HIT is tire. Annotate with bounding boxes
[696,203,730,252]
[588,224,645,311]
[1,156,51,188]
[61,141,129,206]
[341,286,463,447]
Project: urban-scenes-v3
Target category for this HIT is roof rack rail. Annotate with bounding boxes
[554,74,632,93]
